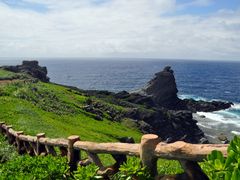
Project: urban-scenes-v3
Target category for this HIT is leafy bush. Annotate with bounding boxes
[0,136,18,163]
[73,164,102,180]
[201,136,240,180]
[157,159,183,175]
[113,157,152,180]
[0,155,70,179]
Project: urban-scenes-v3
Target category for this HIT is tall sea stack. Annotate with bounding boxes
[143,66,181,108]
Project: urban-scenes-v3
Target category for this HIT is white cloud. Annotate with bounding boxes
[0,0,239,60]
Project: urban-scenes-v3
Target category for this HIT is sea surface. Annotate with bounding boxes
[1,58,240,140]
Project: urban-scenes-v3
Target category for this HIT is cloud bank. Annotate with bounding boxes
[0,0,239,60]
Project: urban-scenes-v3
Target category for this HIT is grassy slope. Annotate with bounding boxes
[0,71,142,142]
[0,69,16,79]
[0,69,183,174]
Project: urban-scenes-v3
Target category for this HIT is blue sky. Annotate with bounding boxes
[0,0,239,60]
[2,0,239,14]
[175,0,239,15]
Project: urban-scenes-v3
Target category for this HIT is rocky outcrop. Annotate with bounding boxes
[141,66,232,112]
[2,60,49,82]
[78,66,233,144]
[83,98,207,143]
[108,66,233,143]
[143,66,181,108]
[181,99,233,113]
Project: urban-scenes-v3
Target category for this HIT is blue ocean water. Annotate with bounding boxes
[1,58,240,137]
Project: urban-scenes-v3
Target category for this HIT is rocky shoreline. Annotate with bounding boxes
[1,61,233,144]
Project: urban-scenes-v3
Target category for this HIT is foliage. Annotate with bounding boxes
[201,136,240,180]
[0,155,70,180]
[73,164,103,180]
[157,159,183,175]
[113,157,152,180]
[0,135,18,163]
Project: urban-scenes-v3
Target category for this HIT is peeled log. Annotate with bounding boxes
[19,135,37,143]
[39,138,68,147]
[154,141,228,161]
[74,141,140,156]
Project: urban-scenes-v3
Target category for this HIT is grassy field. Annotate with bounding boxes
[0,76,142,142]
[0,68,183,174]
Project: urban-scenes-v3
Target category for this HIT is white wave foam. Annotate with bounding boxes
[181,95,240,131]
[231,131,240,136]
[204,134,216,139]
[230,103,240,110]
[217,110,239,119]
[197,123,212,129]
[178,94,207,101]
[196,111,240,127]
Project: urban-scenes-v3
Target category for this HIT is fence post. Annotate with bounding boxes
[36,133,46,155]
[0,122,4,134]
[140,134,160,177]
[6,125,13,144]
[68,135,80,172]
[16,131,24,154]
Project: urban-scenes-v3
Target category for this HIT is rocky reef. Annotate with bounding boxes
[2,60,49,82]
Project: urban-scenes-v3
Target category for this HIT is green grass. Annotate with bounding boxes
[0,69,16,79]
[0,81,142,142]
[0,68,30,80]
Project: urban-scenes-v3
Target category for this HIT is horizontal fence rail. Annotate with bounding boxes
[0,122,228,178]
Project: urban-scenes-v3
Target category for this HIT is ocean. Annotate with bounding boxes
[1,58,240,140]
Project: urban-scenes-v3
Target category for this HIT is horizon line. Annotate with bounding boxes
[0,57,240,62]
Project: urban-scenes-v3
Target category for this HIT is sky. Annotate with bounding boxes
[0,0,240,61]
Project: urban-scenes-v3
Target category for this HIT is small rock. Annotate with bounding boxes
[95,115,103,121]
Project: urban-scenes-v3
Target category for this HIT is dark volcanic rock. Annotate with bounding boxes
[3,60,49,82]
[62,66,231,144]
[114,91,155,108]
[181,99,233,112]
[143,66,181,108]
[117,66,232,143]
[141,66,232,112]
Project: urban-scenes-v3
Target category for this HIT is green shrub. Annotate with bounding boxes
[0,155,70,180]
[73,164,102,180]
[201,136,240,180]
[157,159,183,175]
[0,136,18,163]
[113,157,152,180]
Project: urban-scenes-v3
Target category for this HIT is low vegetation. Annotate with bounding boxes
[201,136,240,180]
[0,77,142,142]
[112,157,152,180]
[0,155,69,180]
[0,135,17,163]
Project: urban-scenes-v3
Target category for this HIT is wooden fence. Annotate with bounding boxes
[0,122,228,179]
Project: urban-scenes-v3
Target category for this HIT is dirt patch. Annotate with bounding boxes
[0,79,18,85]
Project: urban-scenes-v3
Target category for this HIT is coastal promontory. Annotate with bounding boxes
[0,61,232,144]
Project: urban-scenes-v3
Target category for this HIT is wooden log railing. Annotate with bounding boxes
[0,122,228,179]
